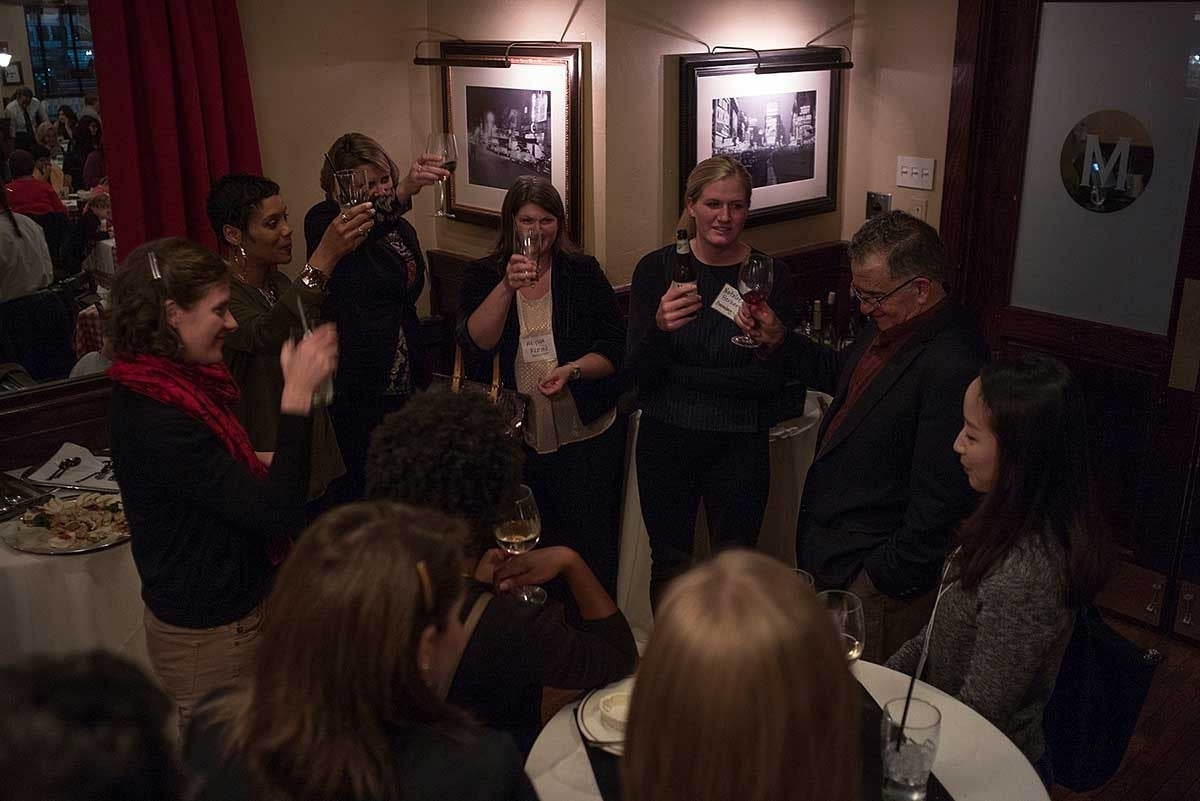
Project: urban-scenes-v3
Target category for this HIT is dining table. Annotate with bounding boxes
[524,660,1051,801]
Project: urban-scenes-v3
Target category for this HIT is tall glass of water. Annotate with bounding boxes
[333,169,369,209]
[493,485,546,605]
[818,590,866,662]
[426,132,459,217]
[881,697,941,800]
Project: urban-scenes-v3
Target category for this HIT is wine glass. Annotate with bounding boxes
[818,590,866,663]
[792,568,815,588]
[426,132,459,217]
[494,485,547,605]
[333,169,369,210]
[731,253,774,347]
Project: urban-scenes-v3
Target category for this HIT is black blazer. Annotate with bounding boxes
[769,301,988,599]
[456,251,625,426]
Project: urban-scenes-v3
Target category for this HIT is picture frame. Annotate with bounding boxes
[2,61,23,87]
[679,47,850,227]
[440,41,584,243]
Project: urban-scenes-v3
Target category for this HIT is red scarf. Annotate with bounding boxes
[108,353,291,564]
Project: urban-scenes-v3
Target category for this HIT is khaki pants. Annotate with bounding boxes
[848,570,936,664]
[143,605,263,742]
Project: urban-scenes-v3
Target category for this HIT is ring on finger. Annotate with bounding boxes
[341,213,349,222]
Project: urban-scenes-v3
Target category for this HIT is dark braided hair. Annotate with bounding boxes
[205,173,281,250]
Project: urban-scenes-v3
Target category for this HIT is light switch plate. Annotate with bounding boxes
[867,191,892,218]
[897,156,935,190]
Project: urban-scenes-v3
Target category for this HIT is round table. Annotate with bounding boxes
[525,660,1049,801]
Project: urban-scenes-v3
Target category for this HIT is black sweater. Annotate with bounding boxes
[456,251,626,426]
[448,579,638,755]
[109,386,312,628]
[626,244,789,432]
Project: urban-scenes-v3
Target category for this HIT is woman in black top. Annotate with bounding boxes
[61,115,98,191]
[458,176,626,593]
[185,502,538,801]
[626,156,789,605]
[303,132,447,506]
[366,391,638,755]
[107,238,336,737]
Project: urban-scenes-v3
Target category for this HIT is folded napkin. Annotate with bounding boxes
[25,443,119,492]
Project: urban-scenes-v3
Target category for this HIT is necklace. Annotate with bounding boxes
[235,270,278,305]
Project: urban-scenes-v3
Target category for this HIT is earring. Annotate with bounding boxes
[237,245,247,268]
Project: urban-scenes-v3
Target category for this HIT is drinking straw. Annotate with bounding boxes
[895,669,919,751]
[323,151,336,174]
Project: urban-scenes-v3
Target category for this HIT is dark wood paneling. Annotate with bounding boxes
[0,376,112,472]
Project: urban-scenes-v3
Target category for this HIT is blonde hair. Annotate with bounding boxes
[622,551,859,801]
[676,155,753,236]
[319,132,401,199]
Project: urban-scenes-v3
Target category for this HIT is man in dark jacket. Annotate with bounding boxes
[737,211,988,662]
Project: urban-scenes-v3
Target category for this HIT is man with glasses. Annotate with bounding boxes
[736,210,987,662]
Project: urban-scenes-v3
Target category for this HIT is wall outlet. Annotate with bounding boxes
[866,191,892,218]
[910,198,927,220]
[897,156,936,190]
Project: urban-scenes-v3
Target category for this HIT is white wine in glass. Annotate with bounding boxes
[426,132,459,217]
[818,590,867,663]
[494,485,546,604]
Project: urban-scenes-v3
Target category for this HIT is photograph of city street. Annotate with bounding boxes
[465,86,552,190]
[711,90,816,187]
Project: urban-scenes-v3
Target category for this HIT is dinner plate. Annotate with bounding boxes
[577,676,635,756]
[0,493,130,555]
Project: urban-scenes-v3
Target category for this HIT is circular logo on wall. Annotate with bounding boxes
[1060,110,1153,213]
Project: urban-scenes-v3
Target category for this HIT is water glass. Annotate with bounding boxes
[881,697,941,800]
[333,169,369,209]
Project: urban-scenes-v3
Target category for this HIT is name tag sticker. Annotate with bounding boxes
[711,284,744,322]
[520,333,558,363]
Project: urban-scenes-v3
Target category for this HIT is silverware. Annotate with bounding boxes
[47,457,81,480]
[82,461,113,482]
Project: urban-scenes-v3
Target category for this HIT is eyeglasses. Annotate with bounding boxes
[849,275,919,309]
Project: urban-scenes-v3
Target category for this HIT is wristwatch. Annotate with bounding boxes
[298,262,329,292]
[569,362,582,382]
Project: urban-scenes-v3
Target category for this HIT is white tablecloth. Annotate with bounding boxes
[615,392,829,639]
[525,660,1049,801]
[0,518,148,669]
[84,238,116,276]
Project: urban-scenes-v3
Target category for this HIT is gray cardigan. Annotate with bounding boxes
[887,537,1074,763]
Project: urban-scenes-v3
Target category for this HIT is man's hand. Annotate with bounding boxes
[735,299,786,350]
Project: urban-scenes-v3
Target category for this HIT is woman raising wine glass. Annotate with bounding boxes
[626,155,792,606]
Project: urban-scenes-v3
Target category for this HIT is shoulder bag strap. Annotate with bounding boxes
[436,590,493,701]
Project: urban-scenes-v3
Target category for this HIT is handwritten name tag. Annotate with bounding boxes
[711,283,744,322]
[520,333,558,363]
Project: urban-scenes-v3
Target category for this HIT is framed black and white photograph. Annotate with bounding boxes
[680,47,850,226]
[1,61,23,87]
[441,42,583,241]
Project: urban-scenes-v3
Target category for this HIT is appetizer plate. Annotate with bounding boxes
[0,493,130,555]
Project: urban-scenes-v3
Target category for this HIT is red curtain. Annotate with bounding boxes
[91,0,262,251]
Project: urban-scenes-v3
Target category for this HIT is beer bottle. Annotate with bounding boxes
[671,229,696,287]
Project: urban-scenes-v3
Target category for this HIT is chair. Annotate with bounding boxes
[26,211,71,278]
[0,290,76,381]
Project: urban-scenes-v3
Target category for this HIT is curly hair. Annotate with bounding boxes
[206,172,281,249]
[0,651,185,801]
[365,389,524,556]
[109,238,231,358]
[848,210,947,283]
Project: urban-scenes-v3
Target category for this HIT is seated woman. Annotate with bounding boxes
[107,238,337,737]
[303,132,446,506]
[62,115,99,191]
[56,106,77,151]
[366,390,637,755]
[206,172,372,503]
[458,176,626,594]
[888,354,1114,788]
[185,502,538,801]
[59,192,110,277]
[623,550,858,801]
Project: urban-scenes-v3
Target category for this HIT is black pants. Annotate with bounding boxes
[522,414,627,597]
[636,414,770,607]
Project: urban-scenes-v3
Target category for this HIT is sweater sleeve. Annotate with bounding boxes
[761,328,851,395]
[514,603,638,690]
[624,250,673,391]
[580,257,625,370]
[132,406,312,540]
[886,626,927,676]
[455,259,508,360]
[954,546,1070,730]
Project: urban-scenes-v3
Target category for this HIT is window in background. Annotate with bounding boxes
[24,4,97,98]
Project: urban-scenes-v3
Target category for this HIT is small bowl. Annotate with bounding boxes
[599,691,631,733]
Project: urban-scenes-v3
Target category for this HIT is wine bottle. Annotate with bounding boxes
[825,291,838,347]
[671,229,695,287]
[812,299,824,343]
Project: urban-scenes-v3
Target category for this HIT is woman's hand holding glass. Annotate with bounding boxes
[655,282,702,332]
[311,203,375,271]
[492,546,576,594]
[279,323,338,414]
[401,153,451,199]
[504,253,541,291]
